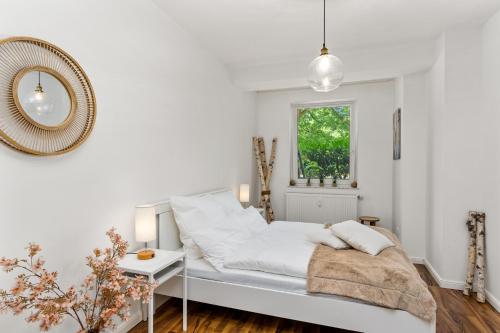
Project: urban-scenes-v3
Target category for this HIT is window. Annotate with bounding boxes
[292,102,356,186]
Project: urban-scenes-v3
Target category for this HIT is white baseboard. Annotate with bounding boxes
[410,257,425,264]
[115,311,142,333]
[423,258,499,313]
[423,258,464,290]
[486,290,500,313]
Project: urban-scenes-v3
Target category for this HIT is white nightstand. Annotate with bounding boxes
[119,249,187,333]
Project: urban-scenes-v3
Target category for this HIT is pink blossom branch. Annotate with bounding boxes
[0,228,155,333]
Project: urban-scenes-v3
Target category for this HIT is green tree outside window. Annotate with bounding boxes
[297,105,350,180]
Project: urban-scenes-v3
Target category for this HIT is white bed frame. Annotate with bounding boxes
[138,189,436,333]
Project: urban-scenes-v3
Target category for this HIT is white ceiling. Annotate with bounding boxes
[155,0,500,67]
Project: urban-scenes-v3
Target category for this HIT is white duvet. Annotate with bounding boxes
[169,192,332,279]
[224,221,323,278]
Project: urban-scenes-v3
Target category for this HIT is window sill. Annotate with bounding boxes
[287,186,359,195]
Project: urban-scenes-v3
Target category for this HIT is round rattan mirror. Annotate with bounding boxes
[0,37,96,156]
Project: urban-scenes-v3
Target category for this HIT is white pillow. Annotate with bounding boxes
[330,220,394,255]
[170,195,227,259]
[182,239,203,259]
[307,228,351,250]
[241,206,268,231]
[190,207,267,269]
[209,190,244,213]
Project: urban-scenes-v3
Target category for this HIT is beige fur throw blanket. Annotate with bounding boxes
[307,227,436,321]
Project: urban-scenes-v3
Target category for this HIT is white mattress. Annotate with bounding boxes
[187,257,308,294]
[186,257,361,305]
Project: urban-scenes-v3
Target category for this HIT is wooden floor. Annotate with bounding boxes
[130,264,500,333]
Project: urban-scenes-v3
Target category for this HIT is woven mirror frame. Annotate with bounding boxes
[0,37,96,156]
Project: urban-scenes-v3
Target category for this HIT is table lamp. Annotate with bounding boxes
[135,206,156,260]
[240,184,250,208]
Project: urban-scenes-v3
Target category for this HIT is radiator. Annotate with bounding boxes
[285,193,358,224]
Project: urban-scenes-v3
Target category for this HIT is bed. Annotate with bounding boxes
[140,188,436,333]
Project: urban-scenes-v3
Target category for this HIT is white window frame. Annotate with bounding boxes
[290,100,357,187]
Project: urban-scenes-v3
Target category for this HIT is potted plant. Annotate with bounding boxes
[318,167,327,187]
[305,163,321,187]
[310,177,320,187]
[0,229,156,333]
[324,177,333,187]
[304,167,313,186]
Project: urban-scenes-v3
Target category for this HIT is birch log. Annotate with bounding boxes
[475,212,486,303]
[265,138,277,188]
[253,137,267,209]
[264,138,277,222]
[258,138,268,178]
[252,136,277,223]
[463,212,477,296]
[257,138,269,210]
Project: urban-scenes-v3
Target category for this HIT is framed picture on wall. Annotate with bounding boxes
[393,108,401,160]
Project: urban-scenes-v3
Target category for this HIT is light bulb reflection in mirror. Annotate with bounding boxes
[17,69,72,127]
[33,82,45,101]
[34,91,44,102]
[29,88,50,115]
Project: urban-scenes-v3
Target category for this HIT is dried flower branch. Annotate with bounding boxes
[0,228,156,333]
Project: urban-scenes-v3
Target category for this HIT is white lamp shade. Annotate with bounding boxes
[308,53,344,92]
[135,207,156,242]
[239,184,250,203]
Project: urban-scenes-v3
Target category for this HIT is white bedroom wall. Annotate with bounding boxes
[426,35,446,275]
[426,25,492,290]
[394,72,429,259]
[0,0,256,332]
[392,77,404,239]
[256,81,395,229]
[440,25,485,283]
[481,8,500,309]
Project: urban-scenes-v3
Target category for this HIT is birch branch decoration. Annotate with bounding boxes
[463,211,486,303]
[253,137,277,223]
[475,213,486,302]
[463,212,477,296]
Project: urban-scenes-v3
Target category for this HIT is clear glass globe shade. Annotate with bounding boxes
[27,90,54,116]
[308,54,344,92]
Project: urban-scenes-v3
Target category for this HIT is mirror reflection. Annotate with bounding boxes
[17,70,72,128]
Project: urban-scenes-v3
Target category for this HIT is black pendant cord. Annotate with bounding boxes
[38,71,41,86]
[323,0,326,48]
